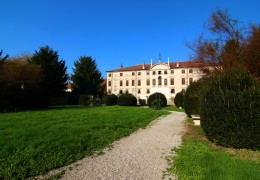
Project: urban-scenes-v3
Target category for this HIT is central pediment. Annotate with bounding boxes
[150,63,170,70]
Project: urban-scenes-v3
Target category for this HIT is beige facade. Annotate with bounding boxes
[106,59,204,104]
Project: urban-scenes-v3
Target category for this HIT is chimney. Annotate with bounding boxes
[142,61,145,69]
[168,57,170,66]
[150,59,153,68]
[120,63,123,68]
[176,59,179,67]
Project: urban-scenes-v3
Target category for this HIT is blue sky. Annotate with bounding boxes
[1,0,259,77]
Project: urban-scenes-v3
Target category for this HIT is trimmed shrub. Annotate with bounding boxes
[139,99,146,106]
[183,79,205,117]
[79,94,92,106]
[174,91,185,108]
[93,97,101,106]
[199,68,260,150]
[151,99,164,110]
[147,92,167,108]
[104,94,118,106]
[117,94,137,106]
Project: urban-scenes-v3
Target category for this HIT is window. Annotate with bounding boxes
[182,78,185,85]
[108,73,111,77]
[120,73,123,76]
[164,79,167,86]
[125,89,129,94]
[138,72,141,75]
[138,80,141,86]
[153,79,156,86]
[146,71,150,75]
[164,70,167,74]
[153,71,156,75]
[182,69,185,74]
[147,89,150,94]
[108,81,111,87]
[120,80,123,86]
[119,90,123,94]
[108,90,111,94]
[132,80,135,86]
[158,76,162,86]
[138,89,141,94]
[170,78,174,85]
[171,70,174,74]
[171,89,175,94]
[132,72,135,76]
[158,71,161,75]
[146,79,150,86]
[126,80,129,86]
[189,78,193,84]
[189,69,193,73]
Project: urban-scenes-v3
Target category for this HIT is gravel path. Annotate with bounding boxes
[61,111,186,180]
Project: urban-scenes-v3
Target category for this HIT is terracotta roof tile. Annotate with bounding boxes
[107,61,204,72]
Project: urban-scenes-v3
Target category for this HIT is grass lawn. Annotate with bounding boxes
[0,106,168,179]
[168,119,260,180]
[162,105,185,112]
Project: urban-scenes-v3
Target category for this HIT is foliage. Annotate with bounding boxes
[188,8,260,78]
[150,99,164,110]
[0,57,46,111]
[30,46,68,104]
[174,91,185,108]
[117,93,137,106]
[183,79,205,117]
[71,56,103,97]
[139,99,146,106]
[199,68,260,150]
[78,94,92,106]
[147,92,167,108]
[0,50,9,111]
[168,120,260,180]
[0,106,168,179]
[104,94,118,106]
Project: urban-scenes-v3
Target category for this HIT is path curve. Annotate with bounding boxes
[61,111,186,180]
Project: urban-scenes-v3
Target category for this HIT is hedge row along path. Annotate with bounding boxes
[51,111,185,179]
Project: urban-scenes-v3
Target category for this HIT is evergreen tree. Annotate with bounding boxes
[71,56,103,97]
[30,46,68,102]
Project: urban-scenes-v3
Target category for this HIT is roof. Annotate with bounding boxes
[107,61,204,72]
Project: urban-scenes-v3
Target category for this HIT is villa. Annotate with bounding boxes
[106,58,204,104]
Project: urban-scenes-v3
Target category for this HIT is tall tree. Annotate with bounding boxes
[71,56,103,97]
[187,8,245,75]
[30,46,68,101]
[242,25,260,78]
[0,50,9,110]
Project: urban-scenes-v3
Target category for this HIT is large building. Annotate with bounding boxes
[106,58,204,104]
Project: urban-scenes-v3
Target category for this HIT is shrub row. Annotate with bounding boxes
[199,68,260,150]
[183,68,259,150]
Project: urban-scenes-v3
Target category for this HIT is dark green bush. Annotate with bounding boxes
[174,91,185,108]
[199,68,260,150]
[93,97,101,106]
[117,94,137,106]
[151,99,164,110]
[184,79,205,117]
[104,94,118,106]
[139,99,146,106]
[78,94,92,106]
[147,92,167,108]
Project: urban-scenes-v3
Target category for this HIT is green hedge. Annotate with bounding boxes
[147,92,167,110]
[174,91,185,108]
[104,94,118,106]
[184,79,205,117]
[199,68,260,150]
[117,94,137,106]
